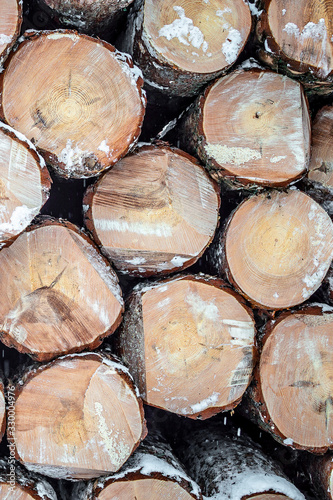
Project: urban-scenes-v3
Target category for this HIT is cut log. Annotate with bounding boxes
[0,217,124,361]
[12,351,146,480]
[30,0,134,36]
[219,189,333,310]
[176,424,305,500]
[243,304,333,452]
[0,459,57,499]
[72,433,202,499]
[257,0,333,93]
[0,121,51,246]
[308,105,333,191]
[123,0,252,96]
[178,69,310,188]
[306,453,333,500]
[0,30,146,179]
[0,0,22,66]
[117,274,256,418]
[84,144,220,277]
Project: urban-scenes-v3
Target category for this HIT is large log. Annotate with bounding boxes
[122,0,252,96]
[176,424,306,500]
[243,304,333,453]
[84,144,220,277]
[0,30,146,179]
[12,351,146,480]
[257,0,333,94]
[0,121,51,246]
[215,189,333,310]
[0,217,124,361]
[0,459,57,499]
[0,0,22,66]
[178,69,310,188]
[117,273,256,418]
[72,433,202,499]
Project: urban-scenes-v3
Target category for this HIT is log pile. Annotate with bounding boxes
[0,0,332,499]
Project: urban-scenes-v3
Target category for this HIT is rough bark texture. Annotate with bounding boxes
[0,29,146,178]
[83,144,220,277]
[306,453,333,500]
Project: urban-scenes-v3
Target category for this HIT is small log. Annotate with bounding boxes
[0,217,124,361]
[306,453,333,500]
[12,351,146,480]
[176,424,305,500]
[0,122,51,246]
[84,144,220,277]
[123,0,252,97]
[117,273,256,418]
[0,459,57,499]
[0,30,146,179]
[72,433,202,499]
[219,189,333,310]
[244,304,333,453]
[178,69,310,188]
[0,0,22,66]
[308,105,333,191]
[257,0,333,93]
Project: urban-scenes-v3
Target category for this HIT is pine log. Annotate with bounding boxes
[308,105,333,191]
[217,189,333,310]
[117,273,256,418]
[243,304,333,453]
[257,0,333,94]
[0,30,146,179]
[12,351,146,480]
[0,122,51,246]
[306,453,333,500]
[0,217,124,361]
[72,433,202,499]
[30,0,134,36]
[0,0,22,66]
[122,0,252,97]
[84,144,220,277]
[0,459,57,499]
[176,424,305,500]
[178,69,310,188]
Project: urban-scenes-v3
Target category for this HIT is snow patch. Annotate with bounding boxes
[222,28,243,64]
[270,155,286,163]
[171,255,189,267]
[186,291,220,322]
[58,139,91,171]
[205,143,261,165]
[159,6,208,53]
[97,140,110,154]
[47,33,79,42]
[0,34,12,45]
[0,205,38,236]
[190,392,220,413]
[283,437,294,445]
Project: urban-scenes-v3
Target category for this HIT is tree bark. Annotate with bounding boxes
[0,217,124,361]
[177,69,310,188]
[215,189,333,310]
[256,0,333,95]
[0,0,22,67]
[306,453,333,500]
[122,0,252,97]
[307,105,333,192]
[72,433,202,499]
[0,459,57,499]
[117,273,256,419]
[83,144,220,278]
[242,304,333,453]
[11,351,147,480]
[0,122,51,246]
[0,29,146,179]
[176,424,305,500]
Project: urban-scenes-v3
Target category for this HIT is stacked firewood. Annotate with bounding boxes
[0,0,332,498]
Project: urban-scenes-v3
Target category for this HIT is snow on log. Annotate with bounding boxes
[0,121,51,246]
[0,217,124,361]
[12,351,146,480]
[244,304,333,453]
[117,274,256,419]
[72,433,202,499]
[257,0,333,92]
[0,30,146,179]
[176,424,305,500]
[123,0,252,96]
[84,144,220,277]
[0,459,57,499]
[308,105,333,191]
[178,69,310,188]
[217,189,333,310]
[0,0,22,66]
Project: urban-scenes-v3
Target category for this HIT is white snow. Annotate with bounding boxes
[0,205,38,236]
[282,8,286,15]
[190,392,220,413]
[283,438,294,445]
[270,155,286,163]
[47,33,79,42]
[246,1,263,17]
[171,255,189,267]
[222,28,243,64]
[205,143,261,165]
[58,139,90,171]
[126,257,146,265]
[159,6,209,53]
[0,34,12,45]
[95,217,173,237]
[97,140,110,154]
